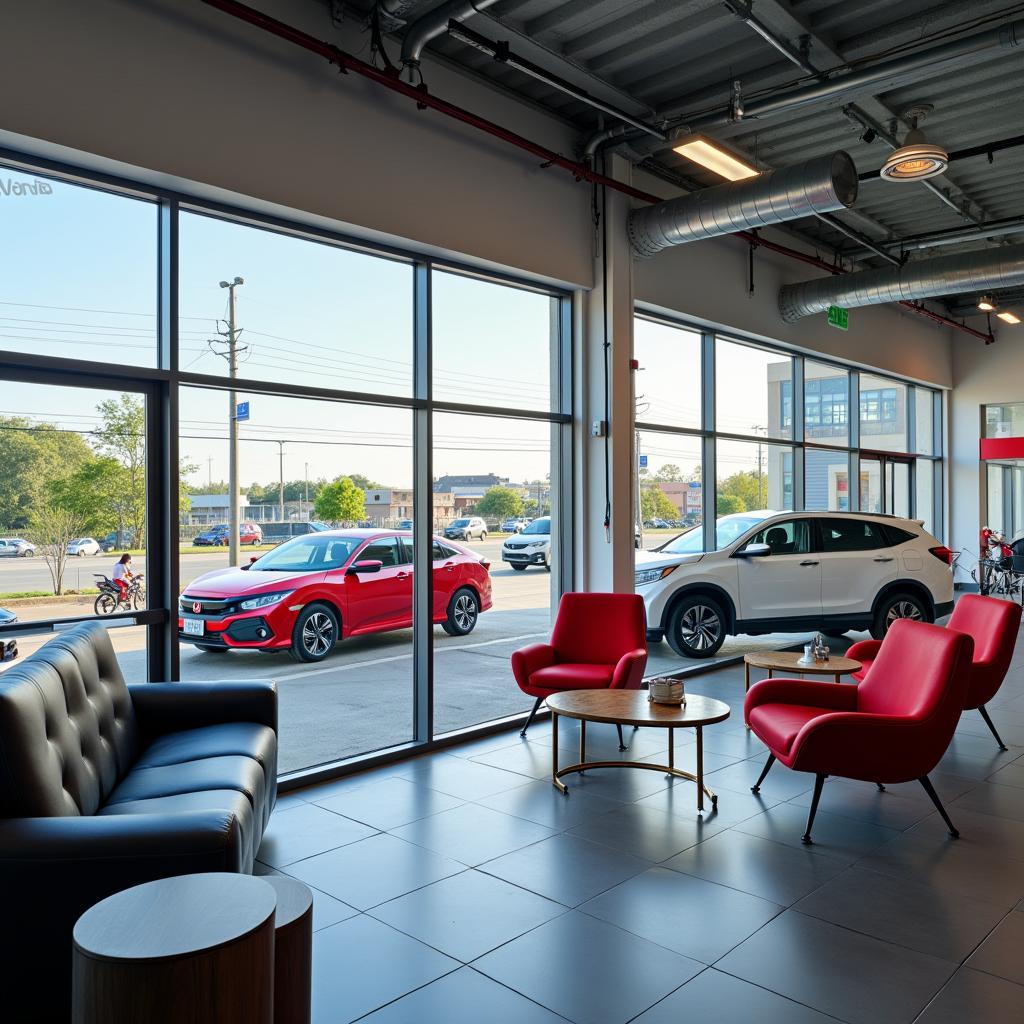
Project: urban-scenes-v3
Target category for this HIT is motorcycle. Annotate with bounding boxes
[93,573,145,615]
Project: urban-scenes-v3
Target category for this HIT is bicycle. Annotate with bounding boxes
[971,558,1024,603]
[93,573,146,615]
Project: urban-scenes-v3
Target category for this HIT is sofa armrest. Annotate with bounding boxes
[744,678,858,724]
[845,639,882,664]
[511,643,556,688]
[612,649,648,690]
[128,680,277,741]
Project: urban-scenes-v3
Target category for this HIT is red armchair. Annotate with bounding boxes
[745,619,973,844]
[511,592,647,749]
[848,593,1021,750]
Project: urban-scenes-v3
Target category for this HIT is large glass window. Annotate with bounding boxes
[636,431,702,549]
[914,388,935,455]
[716,439,793,513]
[0,169,157,366]
[860,374,907,452]
[716,337,792,440]
[431,270,556,412]
[634,318,701,429]
[431,412,555,735]
[805,448,850,511]
[178,386,415,773]
[178,212,413,397]
[804,361,849,447]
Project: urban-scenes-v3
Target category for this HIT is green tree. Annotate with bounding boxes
[49,457,128,538]
[654,463,683,482]
[314,477,365,523]
[93,395,146,544]
[475,486,524,520]
[718,469,762,511]
[31,500,86,595]
[0,416,91,529]
[716,493,746,515]
[346,474,380,492]
[641,486,678,522]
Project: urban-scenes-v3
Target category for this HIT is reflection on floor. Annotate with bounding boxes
[258,623,1024,1023]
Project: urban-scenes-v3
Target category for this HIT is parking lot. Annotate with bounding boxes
[1,530,815,773]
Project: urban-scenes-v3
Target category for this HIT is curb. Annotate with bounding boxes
[1,594,95,610]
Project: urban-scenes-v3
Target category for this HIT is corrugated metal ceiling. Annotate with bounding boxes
[350,0,1024,313]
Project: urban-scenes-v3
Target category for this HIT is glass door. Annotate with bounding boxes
[860,454,913,517]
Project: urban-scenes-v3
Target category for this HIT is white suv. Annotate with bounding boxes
[502,516,551,571]
[636,510,954,659]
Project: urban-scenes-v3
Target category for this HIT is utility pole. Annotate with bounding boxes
[304,462,309,521]
[208,277,245,565]
[751,424,766,508]
[277,440,285,524]
[207,457,213,488]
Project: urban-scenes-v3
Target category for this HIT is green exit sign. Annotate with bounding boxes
[827,305,849,330]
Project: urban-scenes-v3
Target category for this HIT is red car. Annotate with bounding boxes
[177,529,492,662]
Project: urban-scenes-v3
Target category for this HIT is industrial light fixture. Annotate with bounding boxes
[672,138,759,181]
[997,310,1021,325]
[978,294,997,311]
[880,105,948,182]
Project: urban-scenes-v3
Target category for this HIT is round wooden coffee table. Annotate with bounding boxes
[72,873,277,1024]
[743,650,862,691]
[546,690,730,812]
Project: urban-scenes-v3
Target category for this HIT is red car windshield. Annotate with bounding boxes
[253,535,361,572]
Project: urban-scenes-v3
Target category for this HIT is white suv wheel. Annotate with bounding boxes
[667,595,726,659]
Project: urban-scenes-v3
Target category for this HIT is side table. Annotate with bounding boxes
[72,873,277,1024]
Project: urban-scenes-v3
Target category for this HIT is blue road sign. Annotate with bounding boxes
[236,401,250,421]
[639,454,648,469]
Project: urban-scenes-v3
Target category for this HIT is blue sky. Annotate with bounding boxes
[0,167,555,490]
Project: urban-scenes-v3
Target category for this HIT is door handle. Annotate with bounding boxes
[396,572,409,579]
[873,557,894,563]
[800,560,819,567]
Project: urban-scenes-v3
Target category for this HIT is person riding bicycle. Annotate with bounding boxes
[112,553,134,602]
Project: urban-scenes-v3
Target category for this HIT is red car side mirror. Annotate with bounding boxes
[347,559,384,575]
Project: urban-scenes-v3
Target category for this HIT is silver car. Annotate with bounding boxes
[0,537,36,557]
[67,537,101,557]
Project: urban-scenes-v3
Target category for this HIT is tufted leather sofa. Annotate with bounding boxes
[0,621,278,1022]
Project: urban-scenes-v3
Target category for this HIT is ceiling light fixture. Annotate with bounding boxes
[997,311,1021,324]
[880,105,948,182]
[978,294,997,311]
[672,138,759,181]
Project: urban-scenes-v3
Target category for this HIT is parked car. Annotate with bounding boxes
[502,516,551,571]
[644,518,671,530]
[501,517,529,534]
[636,510,954,659]
[100,530,136,553]
[67,537,101,557]
[0,606,17,661]
[0,538,36,557]
[178,529,492,662]
[397,519,414,530]
[444,516,487,542]
[192,522,263,546]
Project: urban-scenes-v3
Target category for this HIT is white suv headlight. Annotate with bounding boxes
[239,590,293,611]
[634,565,677,586]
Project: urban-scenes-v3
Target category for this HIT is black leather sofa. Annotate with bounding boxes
[0,621,277,1022]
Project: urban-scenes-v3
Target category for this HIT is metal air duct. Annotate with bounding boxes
[401,0,500,66]
[628,152,858,257]
[778,243,1024,322]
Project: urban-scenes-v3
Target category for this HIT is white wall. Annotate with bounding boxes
[0,0,593,289]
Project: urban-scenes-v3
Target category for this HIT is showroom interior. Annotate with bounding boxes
[1,0,1024,1021]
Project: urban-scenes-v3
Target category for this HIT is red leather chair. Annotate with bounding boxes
[848,593,1021,750]
[511,592,647,749]
[745,619,973,845]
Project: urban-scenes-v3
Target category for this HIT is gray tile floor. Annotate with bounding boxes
[258,629,1024,1023]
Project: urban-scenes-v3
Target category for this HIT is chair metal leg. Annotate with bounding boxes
[750,753,776,794]
[802,774,826,845]
[978,705,1008,751]
[616,723,627,751]
[876,783,886,792]
[919,775,960,838]
[520,697,543,737]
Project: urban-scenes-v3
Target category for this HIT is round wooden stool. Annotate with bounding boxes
[72,873,277,1024]
[261,874,314,1024]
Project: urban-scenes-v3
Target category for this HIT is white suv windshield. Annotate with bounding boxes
[661,514,770,554]
[522,518,550,536]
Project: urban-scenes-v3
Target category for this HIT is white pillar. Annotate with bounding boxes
[574,154,636,594]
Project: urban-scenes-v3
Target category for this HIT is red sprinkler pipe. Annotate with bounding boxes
[200,0,994,344]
